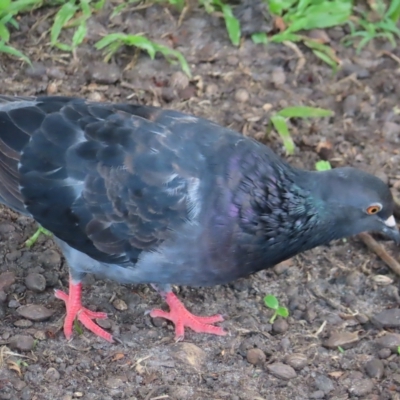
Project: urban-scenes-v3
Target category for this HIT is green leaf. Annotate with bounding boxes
[74,318,83,335]
[0,41,31,64]
[312,49,338,70]
[55,42,72,52]
[221,4,241,46]
[387,0,400,21]
[72,22,87,48]
[264,294,279,310]
[0,0,11,11]
[277,106,333,118]
[95,33,126,49]
[251,32,267,44]
[315,160,332,171]
[268,0,298,16]
[270,115,295,155]
[277,306,289,318]
[51,2,78,45]
[0,21,9,42]
[124,35,156,59]
[338,346,344,353]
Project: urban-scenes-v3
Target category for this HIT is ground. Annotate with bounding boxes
[1,3,400,400]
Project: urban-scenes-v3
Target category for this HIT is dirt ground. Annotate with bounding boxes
[2,2,400,400]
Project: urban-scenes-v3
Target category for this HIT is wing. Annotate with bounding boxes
[13,97,230,266]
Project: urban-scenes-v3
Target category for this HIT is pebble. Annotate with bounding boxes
[348,378,374,396]
[0,271,16,291]
[45,367,60,381]
[205,83,219,97]
[364,358,384,379]
[17,304,54,321]
[178,86,196,100]
[87,62,121,84]
[13,319,33,328]
[25,273,46,292]
[314,374,334,394]
[272,319,289,334]
[8,299,20,308]
[246,348,266,366]
[169,71,189,90]
[105,377,124,389]
[273,259,292,275]
[234,88,249,103]
[309,390,325,399]
[0,290,7,302]
[323,330,359,349]
[371,308,400,328]
[383,121,400,143]
[342,94,359,116]
[271,67,286,86]
[38,249,61,269]
[25,62,47,78]
[170,343,206,371]
[96,318,112,330]
[378,348,391,359]
[345,271,363,287]
[112,298,128,311]
[266,362,297,380]
[285,353,308,370]
[375,333,400,351]
[9,334,35,351]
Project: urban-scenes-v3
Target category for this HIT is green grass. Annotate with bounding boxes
[1,1,399,78]
[269,106,334,155]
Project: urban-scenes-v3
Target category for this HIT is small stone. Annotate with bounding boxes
[151,317,167,328]
[17,304,54,321]
[345,271,363,287]
[6,250,21,262]
[323,330,359,349]
[348,378,374,397]
[9,334,34,351]
[271,67,286,86]
[365,358,384,379]
[383,121,400,143]
[38,249,61,268]
[14,319,33,328]
[112,299,128,311]
[372,275,393,286]
[169,71,189,90]
[273,259,292,275]
[234,88,249,103]
[34,330,47,341]
[45,367,60,381]
[285,353,307,370]
[378,348,391,359]
[25,62,47,78]
[316,140,333,161]
[272,319,289,334]
[178,86,196,100]
[310,391,325,399]
[46,67,65,80]
[246,348,266,366]
[96,318,112,330]
[0,271,16,291]
[342,94,359,116]
[170,343,206,371]
[73,392,83,398]
[46,82,58,95]
[87,62,121,84]
[375,333,400,351]
[105,377,124,389]
[372,309,400,328]
[8,299,20,308]
[205,83,219,97]
[314,374,334,394]
[266,362,297,380]
[25,273,46,292]
[87,91,104,102]
[0,290,6,303]
[355,313,369,324]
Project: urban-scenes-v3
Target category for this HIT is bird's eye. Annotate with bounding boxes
[366,203,382,215]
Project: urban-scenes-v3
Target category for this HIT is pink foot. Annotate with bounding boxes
[150,292,226,341]
[54,279,113,343]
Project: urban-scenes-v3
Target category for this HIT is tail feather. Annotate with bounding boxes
[0,97,39,214]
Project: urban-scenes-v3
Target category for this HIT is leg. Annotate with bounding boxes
[25,225,52,248]
[150,284,226,341]
[54,275,113,342]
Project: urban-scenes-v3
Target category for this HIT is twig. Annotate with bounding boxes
[358,232,400,277]
[282,41,305,77]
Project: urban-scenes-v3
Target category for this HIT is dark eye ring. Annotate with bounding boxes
[366,203,382,215]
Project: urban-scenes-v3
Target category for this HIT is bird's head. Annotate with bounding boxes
[310,167,400,244]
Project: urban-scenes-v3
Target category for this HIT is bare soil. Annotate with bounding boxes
[2,3,400,400]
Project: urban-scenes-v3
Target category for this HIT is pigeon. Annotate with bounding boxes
[0,95,398,342]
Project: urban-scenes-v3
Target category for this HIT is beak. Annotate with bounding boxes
[382,215,400,244]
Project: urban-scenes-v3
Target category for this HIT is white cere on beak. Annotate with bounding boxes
[385,215,397,228]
